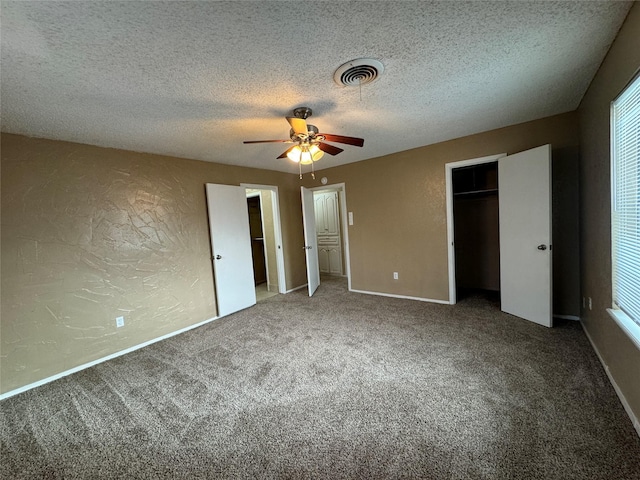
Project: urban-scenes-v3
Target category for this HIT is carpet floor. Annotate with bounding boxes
[1,276,639,479]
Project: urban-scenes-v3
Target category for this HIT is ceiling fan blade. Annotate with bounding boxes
[319,134,364,147]
[287,117,308,135]
[276,145,297,159]
[317,142,344,156]
[243,139,291,144]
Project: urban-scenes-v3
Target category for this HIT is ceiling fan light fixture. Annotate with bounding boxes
[287,144,324,165]
[243,106,363,179]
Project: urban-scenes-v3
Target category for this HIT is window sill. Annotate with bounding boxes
[607,308,640,351]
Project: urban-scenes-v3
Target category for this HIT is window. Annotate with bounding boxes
[610,72,640,349]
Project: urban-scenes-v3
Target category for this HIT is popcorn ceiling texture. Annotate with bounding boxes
[0,133,305,394]
[0,1,632,173]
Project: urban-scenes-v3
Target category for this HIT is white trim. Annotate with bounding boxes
[241,183,287,294]
[0,315,219,401]
[581,321,640,439]
[607,308,640,351]
[445,153,506,305]
[349,288,450,305]
[338,187,352,290]
[285,283,308,293]
[553,314,580,321]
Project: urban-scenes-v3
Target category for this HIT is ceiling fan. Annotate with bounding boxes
[243,107,364,178]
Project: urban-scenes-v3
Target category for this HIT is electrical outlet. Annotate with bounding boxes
[393,272,398,280]
[588,298,593,311]
[116,316,125,328]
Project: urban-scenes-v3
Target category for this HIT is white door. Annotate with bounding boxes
[206,184,256,317]
[499,144,552,327]
[315,195,326,233]
[318,247,330,273]
[301,187,320,296]
[328,247,343,275]
[324,192,340,235]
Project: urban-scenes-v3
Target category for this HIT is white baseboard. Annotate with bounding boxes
[581,321,640,439]
[349,288,450,305]
[0,315,219,401]
[554,314,581,321]
[285,283,308,293]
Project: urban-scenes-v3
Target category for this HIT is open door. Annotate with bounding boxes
[206,184,256,317]
[499,144,552,327]
[301,186,320,296]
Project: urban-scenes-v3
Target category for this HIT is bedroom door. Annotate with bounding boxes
[498,144,552,327]
[206,183,256,317]
[301,186,320,296]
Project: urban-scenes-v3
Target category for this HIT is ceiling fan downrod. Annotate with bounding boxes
[292,107,313,119]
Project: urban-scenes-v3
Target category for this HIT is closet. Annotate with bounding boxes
[314,190,343,275]
[452,162,500,298]
[247,196,267,285]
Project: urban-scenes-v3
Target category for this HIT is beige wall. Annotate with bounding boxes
[305,112,581,311]
[578,4,640,423]
[0,134,307,394]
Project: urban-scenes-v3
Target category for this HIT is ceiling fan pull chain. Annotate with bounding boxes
[299,161,302,180]
[311,157,316,180]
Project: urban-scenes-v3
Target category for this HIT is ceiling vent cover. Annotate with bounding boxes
[334,58,384,87]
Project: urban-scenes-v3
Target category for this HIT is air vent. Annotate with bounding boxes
[334,58,384,87]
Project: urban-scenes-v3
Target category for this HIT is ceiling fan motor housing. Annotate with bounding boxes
[291,124,319,142]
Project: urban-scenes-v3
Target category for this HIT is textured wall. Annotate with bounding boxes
[578,4,640,424]
[304,112,581,312]
[0,134,306,394]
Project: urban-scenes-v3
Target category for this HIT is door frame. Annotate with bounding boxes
[241,183,287,294]
[445,153,506,305]
[309,182,352,290]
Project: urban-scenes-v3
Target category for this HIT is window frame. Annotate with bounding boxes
[608,70,640,351]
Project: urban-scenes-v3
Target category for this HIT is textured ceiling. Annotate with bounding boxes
[0,1,633,174]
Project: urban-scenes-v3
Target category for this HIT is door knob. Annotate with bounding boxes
[537,245,547,251]
[215,254,222,259]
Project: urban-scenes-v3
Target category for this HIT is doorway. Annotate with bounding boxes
[313,188,345,277]
[446,153,505,305]
[445,146,553,327]
[451,161,500,302]
[301,183,352,295]
[243,185,287,302]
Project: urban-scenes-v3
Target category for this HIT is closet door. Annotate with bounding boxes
[324,192,340,235]
[327,247,343,275]
[499,145,552,327]
[318,247,330,273]
[315,194,327,234]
